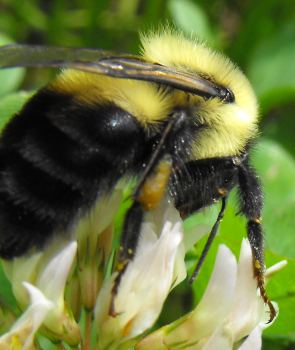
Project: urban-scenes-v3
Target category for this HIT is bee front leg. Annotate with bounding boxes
[109,157,172,317]
[109,111,188,316]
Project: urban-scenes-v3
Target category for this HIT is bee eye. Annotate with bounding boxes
[215,86,235,103]
[223,87,235,103]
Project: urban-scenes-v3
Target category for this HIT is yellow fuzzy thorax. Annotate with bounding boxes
[49,29,258,160]
[49,70,174,126]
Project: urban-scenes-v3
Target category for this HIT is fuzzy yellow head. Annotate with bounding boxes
[140,29,259,159]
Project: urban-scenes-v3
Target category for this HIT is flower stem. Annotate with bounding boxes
[82,311,93,350]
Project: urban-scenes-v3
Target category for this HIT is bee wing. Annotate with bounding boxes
[0,44,222,99]
[0,44,118,68]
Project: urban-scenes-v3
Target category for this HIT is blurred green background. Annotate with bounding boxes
[0,0,295,349]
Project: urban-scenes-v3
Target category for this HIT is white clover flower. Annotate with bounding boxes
[34,241,81,346]
[2,252,43,310]
[238,326,262,350]
[95,201,186,350]
[0,191,124,349]
[136,239,283,350]
[3,241,81,347]
[0,283,54,350]
[0,191,284,350]
[75,189,123,312]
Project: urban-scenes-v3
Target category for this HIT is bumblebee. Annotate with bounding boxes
[0,29,275,321]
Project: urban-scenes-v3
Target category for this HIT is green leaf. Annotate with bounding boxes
[252,139,295,335]
[252,139,295,258]
[248,22,295,113]
[263,253,295,335]
[262,102,295,156]
[168,0,214,43]
[0,33,26,97]
[0,91,31,130]
[0,261,17,312]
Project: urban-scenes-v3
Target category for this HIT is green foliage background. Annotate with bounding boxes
[0,0,295,349]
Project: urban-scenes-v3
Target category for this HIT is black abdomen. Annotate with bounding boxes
[0,87,145,259]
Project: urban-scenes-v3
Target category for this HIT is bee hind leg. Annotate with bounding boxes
[237,154,276,323]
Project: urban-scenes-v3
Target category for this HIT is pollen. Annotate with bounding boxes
[218,188,228,196]
[137,158,172,212]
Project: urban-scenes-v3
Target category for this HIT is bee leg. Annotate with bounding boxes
[109,156,173,317]
[109,113,190,316]
[188,195,228,284]
[237,155,276,323]
[131,110,187,200]
[171,157,238,283]
[108,201,143,316]
[171,153,275,322]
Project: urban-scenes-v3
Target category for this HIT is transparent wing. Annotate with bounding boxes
[0,44,224,99]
